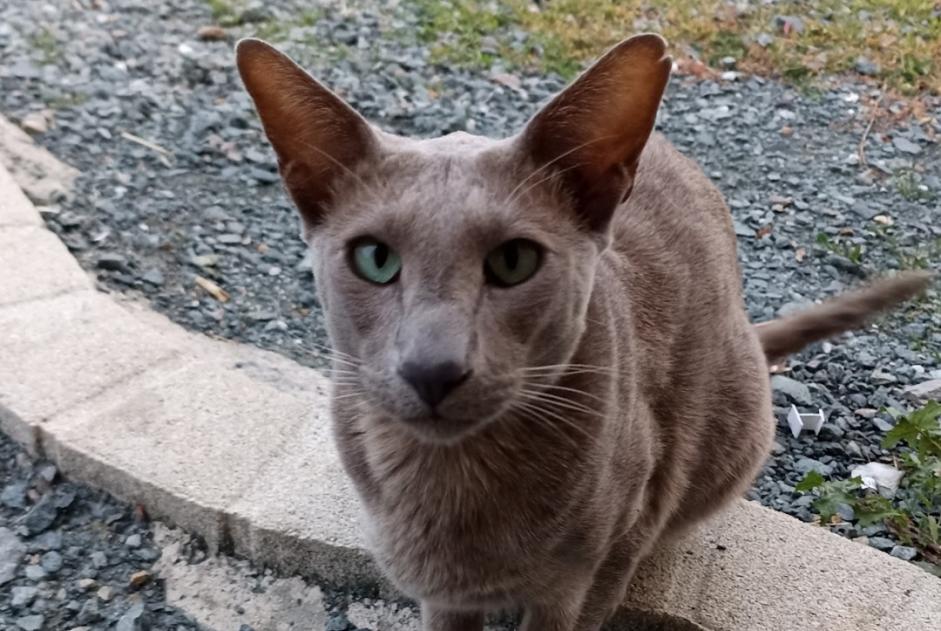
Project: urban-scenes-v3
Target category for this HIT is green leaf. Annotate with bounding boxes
[796,470,825,492]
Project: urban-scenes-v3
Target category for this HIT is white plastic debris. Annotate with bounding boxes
[851,462,904,497]
[787,404,825,439]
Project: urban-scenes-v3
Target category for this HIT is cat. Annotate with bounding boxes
[235,34,933,631]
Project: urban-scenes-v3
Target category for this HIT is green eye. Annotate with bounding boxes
[351,238,401,285]
[485,239,542,287]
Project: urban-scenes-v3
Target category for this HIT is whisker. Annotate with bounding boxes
[511,401,583,450]
[505,161,585,208]
[502,134,615,207]
[512,399,595,444]
[519,390,605,419]
[528,382,608,405]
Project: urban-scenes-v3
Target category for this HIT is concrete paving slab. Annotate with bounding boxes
[0,162,41,227]
[0,113,78,206]
[625,500,941,630]
[153,524,328,631]
[0,291,184,452]
[0,225,90,307]
[226,401,374,586]
[42,341,326,552]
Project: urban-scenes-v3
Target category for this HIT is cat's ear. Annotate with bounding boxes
[517,34,671,233]
[236,38,377,232]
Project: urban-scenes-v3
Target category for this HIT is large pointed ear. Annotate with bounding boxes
[235,38,378,231]
[517,34,671,233]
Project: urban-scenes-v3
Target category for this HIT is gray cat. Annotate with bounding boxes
[236,34,932,631]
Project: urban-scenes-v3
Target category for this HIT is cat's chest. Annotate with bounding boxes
[355,429,601,600]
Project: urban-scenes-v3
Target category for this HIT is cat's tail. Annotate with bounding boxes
[754,270,935,364]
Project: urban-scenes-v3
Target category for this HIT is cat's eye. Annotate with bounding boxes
[485,239,542,287]
[350,238,401,285]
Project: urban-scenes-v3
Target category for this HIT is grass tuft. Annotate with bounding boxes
[414,0,941,94]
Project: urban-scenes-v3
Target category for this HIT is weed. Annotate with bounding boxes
[798,401,941,565]
[893,169,935,202]
[30,27,61,65]
[815,232,864,264]
[412,0,941,93]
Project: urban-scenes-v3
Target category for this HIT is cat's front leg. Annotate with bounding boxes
[420,603,484,631]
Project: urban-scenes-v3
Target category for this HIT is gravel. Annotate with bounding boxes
[0,0,939,597]
[0,431,200,629]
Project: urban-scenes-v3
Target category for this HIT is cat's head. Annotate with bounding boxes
[237,35,670,444]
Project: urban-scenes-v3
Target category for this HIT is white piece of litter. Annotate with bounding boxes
[851,462,904,497]
[787,405,826,439]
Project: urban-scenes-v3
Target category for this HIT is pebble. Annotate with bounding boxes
[868,536,896,551]
[41,550,64,573]
[770,375,813,407]
[11,586,38,607]
[890,545,918,561]
[25,564,47,581]
[15,614,44,631]
[0,527,26,585]
[125,534,142,549]
[794,458,833,477]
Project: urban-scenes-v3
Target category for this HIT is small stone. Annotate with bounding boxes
[11,585,38,607]
[870,369,897,385]
[116,601,147,631]
[41,550,63,574]
[771,375,813,406]
[775,15,805,35]
[23,495,62,534]
[125,534,142,549]
[872,417,894,433]
[491,72,521,90]
[903,379,941,404]
[794,457,833,477]
[890,545,918,561]
[36,463,57,482]
[1,481,27,508]
[25,564,47,581]
[247,310,277,322]
[197,25,227,41]
[893,137,922,155]
[77,598,101,624]
[855,56,880,76]
[141,269,164,286]
[90,551,107,568]
[96,253,130,272]
[20,112,49,135]
[16,614,44,631]
[854,408,878,419]
[217,233,243,245]
[835,503,855,522]
[845,441,863,459]
[248,167,279,184]
[77,578,97,591]
[756,32,774,47]
[129,570,152,588]
[97,585,115,601]
[868,536,896,551]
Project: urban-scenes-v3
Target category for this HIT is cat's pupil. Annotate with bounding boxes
[373,244,388,268]
[504,242,519,270]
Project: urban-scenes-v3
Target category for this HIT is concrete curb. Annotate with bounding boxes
[0,159,939,630]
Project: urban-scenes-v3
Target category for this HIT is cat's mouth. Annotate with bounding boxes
[398,411,493,445]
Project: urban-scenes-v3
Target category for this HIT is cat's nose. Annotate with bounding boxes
[398,360,471,409]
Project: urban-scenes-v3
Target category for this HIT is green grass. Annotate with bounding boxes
[413,0,941,94]
[30,27,61,65]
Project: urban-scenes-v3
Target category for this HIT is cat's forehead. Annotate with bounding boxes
[378,128,502,157]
